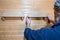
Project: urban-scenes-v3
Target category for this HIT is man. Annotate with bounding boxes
[54,0,60,22]
[24,0,60,40]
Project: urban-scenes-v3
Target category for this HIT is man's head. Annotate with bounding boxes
[54,0,60,22]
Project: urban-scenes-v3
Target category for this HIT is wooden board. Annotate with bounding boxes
[1,11,47,21]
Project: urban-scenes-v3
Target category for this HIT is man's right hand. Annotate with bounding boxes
[25,17,31,27]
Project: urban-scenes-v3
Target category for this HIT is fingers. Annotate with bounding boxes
[26,17,31,27]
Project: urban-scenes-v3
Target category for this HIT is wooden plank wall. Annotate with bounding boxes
[0,0,55,40]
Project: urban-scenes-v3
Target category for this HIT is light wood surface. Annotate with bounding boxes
[0,0,55,40]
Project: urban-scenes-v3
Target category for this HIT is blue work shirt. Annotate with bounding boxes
[24,22,60,40]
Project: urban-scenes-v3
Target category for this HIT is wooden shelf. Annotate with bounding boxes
[1,12,47,21]
[1,17,47,21]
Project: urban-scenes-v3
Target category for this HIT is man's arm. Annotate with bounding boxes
[24,17,43,40]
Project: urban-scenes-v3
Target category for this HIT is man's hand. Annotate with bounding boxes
[25,17,31,27]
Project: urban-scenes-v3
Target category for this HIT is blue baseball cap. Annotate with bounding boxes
[55,0,60,7]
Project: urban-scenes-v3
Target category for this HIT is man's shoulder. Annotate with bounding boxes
[39,28,52,32]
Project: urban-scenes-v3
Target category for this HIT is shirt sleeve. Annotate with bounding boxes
[24,26,59,40]
[24,28,42,40]
[24,28,32,40]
